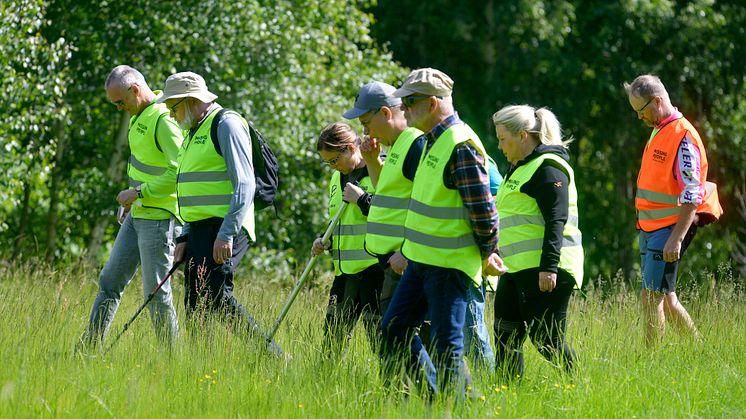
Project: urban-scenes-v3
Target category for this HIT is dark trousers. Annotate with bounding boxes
[381,261,470,396]
[493,268,576,381]
[323,264,385,356]
[184,218,281,354]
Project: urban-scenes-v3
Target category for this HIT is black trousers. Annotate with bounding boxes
[182,217,282,354]
[184,217,250,316]
[493,267,577,381]
[323,263,385,356]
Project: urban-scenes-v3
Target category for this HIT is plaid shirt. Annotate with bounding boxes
[425,113,499,258]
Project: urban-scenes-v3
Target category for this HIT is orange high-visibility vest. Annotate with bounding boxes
[635,116,722,232]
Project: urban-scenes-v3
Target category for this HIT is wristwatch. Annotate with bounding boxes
[135,185,143,199]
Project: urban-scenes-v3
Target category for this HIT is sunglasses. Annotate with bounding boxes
[401,95,441,107]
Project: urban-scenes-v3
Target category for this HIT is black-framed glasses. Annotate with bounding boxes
[111,86,133,107]
[401,95,439,108]
[323,149,345,166]
[634,96,655,114]
[167,97,187,112]
[359,108,380,127]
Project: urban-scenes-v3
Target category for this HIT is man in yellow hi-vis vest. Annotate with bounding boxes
[79,65,182,348]
[158,72,282,356]
[345,81,498,369]
[380,68,507,397]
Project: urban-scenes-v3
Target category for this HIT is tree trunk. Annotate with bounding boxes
[84,112,130,265]
[45,118,66,264]
[12,179,33,259]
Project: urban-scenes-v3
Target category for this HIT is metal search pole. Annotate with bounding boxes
[104,260,183,355]
[266,201,348,341]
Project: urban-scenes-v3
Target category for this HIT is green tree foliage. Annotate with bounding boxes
[0,0,71,257]
[1,0,403,273]
[370,0,746,283]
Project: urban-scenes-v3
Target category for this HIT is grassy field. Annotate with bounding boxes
[0,261,744,418]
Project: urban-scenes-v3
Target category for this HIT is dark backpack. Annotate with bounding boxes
[210,108,279,212]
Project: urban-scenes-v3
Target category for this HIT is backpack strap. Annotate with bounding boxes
[209,108,232,156]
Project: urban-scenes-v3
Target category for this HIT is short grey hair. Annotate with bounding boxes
[623,74,670,102]
[492,104,570,147]
[105,65,146,90]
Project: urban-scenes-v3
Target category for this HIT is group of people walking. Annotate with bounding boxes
[313,68,721,396]
[78,64,722,398]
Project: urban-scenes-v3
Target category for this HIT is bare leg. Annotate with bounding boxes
[641,288,665,347]
[663,292,700,339]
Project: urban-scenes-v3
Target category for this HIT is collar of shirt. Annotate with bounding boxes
[426,112,462,144]
[656,107,683,129]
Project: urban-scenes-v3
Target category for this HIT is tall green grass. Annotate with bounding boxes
[0,262,743,417]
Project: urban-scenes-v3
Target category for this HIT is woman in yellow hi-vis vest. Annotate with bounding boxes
[312,122,384,356]
[492,105,584,382]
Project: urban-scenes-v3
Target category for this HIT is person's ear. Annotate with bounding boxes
[428,96,439,112]
[381,106,393,120]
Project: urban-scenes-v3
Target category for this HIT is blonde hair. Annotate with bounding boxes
[492,105,571,147]
[317,122,360,152]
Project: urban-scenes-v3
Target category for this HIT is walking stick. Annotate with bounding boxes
[104,260,183,354]
[266,201,348,341]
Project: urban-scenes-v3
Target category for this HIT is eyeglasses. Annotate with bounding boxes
[401,95,441,108]
[167,97,187,112]
[323,149,345,167]
[634,96,655,114]
[359,108,380,127]
[111,86,133,107]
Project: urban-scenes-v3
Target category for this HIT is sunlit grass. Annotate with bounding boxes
[0,261,744,417]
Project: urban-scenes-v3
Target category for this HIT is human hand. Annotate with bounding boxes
[174,242,187,264]
[538,271,557,292]
[360,136,381,162]
[483,253,508,276]
[343,182,365,203]
[662,236,682,262]
[213,238,232,265]
[311,238,330,256]
[117,188,139,206]
[389,251,409,275]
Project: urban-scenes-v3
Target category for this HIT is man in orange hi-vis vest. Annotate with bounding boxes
[624,74,722,347]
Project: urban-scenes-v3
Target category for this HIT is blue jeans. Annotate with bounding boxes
[82,214,179,344]
[464,281,495,369]
[381,261,470,396]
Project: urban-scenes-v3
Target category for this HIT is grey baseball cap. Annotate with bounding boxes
[343,81,402,119]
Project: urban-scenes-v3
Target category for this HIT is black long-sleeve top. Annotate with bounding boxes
[504,145,571,273]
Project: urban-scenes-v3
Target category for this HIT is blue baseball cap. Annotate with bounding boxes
[343,81,402,119]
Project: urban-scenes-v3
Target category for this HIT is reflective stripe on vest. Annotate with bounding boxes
[126,94,180,220]
[635,117,722,231]
[401,123,487,286]
[365,127,423,255]
[328,171,377,275]
[494,153,584,288]
[176,106,255,241]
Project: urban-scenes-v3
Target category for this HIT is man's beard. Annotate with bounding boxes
[179,107,195,130]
